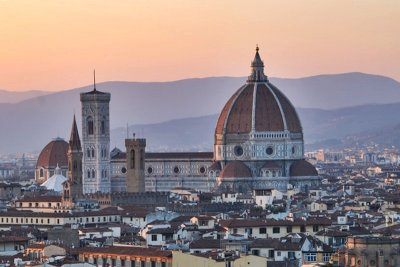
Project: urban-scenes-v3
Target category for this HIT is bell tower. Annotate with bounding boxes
[80,72,111,193]
[125,137,146,192]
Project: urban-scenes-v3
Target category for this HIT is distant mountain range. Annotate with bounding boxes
[1,72,400,154]
[0,89,48,104]
[112,102,400,152]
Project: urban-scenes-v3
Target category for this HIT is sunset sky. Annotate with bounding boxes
[0,0,399,91]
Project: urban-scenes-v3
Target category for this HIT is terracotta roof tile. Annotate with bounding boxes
[18,195,62,202]
[190,239,221,249]
[269,83,302,133]
[290,160,318,177]
[215,82,302,137]
[220,161,252,178]
[79,246,172,258]
[255,84,284,131]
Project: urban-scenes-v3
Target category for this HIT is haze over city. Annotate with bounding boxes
[1,2,400,267]
[0,0,399,91]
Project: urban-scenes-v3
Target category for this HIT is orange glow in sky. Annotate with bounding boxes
[0,0,399,91]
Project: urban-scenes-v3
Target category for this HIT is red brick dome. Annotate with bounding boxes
[220,161,252,178]
[215,82,302,136]
[290,160,318,177]
[36,138,68,168]
[215,47,302,139]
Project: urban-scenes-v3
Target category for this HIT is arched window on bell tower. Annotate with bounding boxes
[130,149,135,169]
[87,116,94,135]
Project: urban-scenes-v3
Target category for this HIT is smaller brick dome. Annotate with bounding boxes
[290,160,318,177]
[220,161,252,178]
[36,138,68,168]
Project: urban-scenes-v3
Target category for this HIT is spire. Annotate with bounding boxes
[93,69,96,91]
[69,115,82,151]
[247,45,268,83]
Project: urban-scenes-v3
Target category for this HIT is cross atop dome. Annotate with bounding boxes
[247,45,268,83]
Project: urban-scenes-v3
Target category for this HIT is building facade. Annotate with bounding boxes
[110,151,214,192]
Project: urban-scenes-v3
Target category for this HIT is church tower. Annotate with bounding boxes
[125,137,146,192]
[80,74,111,193]
[63,115,83,206]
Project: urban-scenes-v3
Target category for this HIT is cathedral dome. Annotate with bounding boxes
[36,138,68,168]
[290,160,318,177]
[220,161,252,178]
[215,47,302,144]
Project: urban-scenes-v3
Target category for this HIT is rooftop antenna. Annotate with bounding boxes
[93,69,96,91]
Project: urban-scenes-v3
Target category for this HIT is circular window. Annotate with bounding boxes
[266,146,274,155]
[121,167,127,174]
[199,166,206,174]
[173,166,180,174]
[147,167,153,174]
[234,146,244,156]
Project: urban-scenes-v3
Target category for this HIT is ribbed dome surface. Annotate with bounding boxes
[215,82,302,135]
[215,47,302,139]
[220,161,252,178]
[290,160,318,176]
[36,138,68,168]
